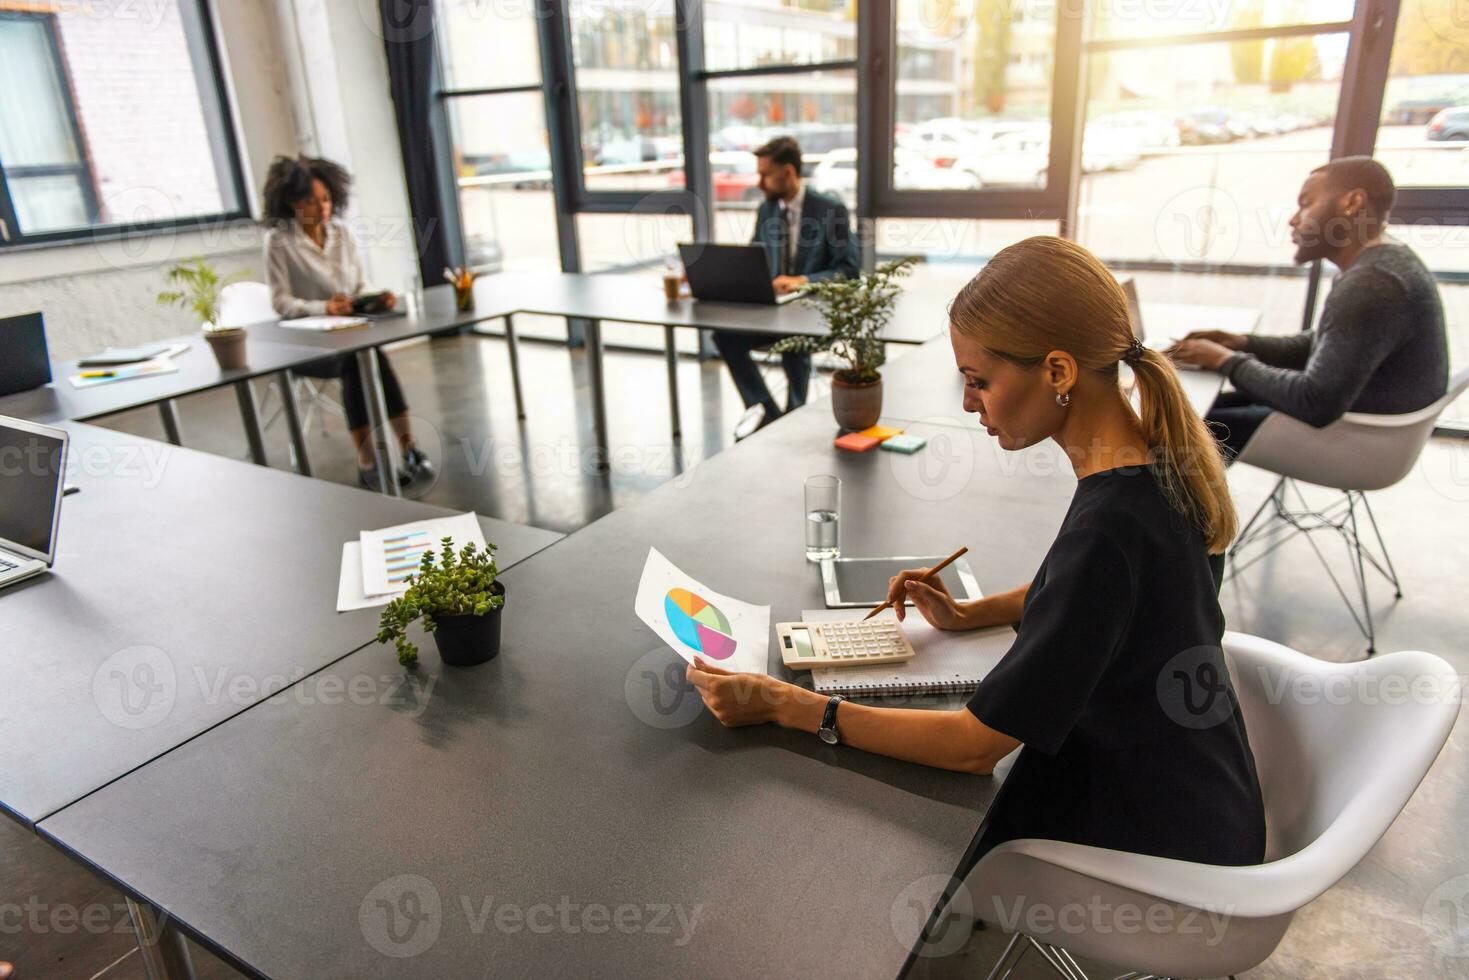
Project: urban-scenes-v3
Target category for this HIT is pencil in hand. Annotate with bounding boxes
[864,546,969,621]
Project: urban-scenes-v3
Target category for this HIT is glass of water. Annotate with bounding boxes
[804,475,840,562]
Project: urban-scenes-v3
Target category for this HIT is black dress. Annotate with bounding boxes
[967,464,1266,866]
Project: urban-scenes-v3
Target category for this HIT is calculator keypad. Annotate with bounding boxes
[816,622,908,660]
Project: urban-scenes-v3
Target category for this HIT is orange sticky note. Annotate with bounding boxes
[858,425,903,442]
[834,432,881,452]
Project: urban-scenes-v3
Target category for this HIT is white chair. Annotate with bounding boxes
[220,282,345,464]
[954,631,1459,980]
[1228,368,1469,653]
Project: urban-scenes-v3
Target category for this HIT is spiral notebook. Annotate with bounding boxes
[801,607,1014,696]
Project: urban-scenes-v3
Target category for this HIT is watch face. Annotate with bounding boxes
[818,728,839,745]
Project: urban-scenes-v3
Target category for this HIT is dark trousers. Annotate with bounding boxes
[1205,390,1273,463]
[711,330,811,418]
[298,350,408,431]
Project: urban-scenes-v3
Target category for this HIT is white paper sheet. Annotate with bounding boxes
[336,542,393,612]
[634,547,769,675]
[279,315,369,331]
[359,512,487,599]
[800,607,1013,695]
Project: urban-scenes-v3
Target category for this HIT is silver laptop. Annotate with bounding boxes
[0,416,68,589]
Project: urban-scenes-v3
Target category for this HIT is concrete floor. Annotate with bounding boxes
[4,330,1468,978]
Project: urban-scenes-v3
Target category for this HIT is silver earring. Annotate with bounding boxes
[1056,391,1070,408]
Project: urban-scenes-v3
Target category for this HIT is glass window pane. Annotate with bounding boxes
[708,70,856,242]
[570,0,683,192]
[703,0,856,73]
[1076,35,1345,266]
[445,92,558,276]
[577,211,704,352]
[893,0,1055,191]
[436,0,542,90]
[0,17,81,169]
[1375,0,1469,189]
[0,3,239,239]
[10,174,90,233]
[1085,0,1354,42]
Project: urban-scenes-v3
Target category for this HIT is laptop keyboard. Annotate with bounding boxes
[0,556,16,572]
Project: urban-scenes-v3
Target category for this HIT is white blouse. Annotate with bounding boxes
[263,218,368,318]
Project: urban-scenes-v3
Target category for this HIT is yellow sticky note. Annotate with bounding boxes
[858,425,903,442]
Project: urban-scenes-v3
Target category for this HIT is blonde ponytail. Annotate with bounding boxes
[1128,347,1237,552]
[948,236,1238,553]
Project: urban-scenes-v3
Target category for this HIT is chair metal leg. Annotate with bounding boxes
[983,931,1028,980]
[1229,478,1397,656]
[1357,492,1403,598]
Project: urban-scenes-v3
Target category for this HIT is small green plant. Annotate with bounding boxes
[377,537,503,667]
[156,257,249,332]
[770,256,919,384]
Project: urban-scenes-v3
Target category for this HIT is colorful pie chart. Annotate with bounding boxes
[664,588,737,660]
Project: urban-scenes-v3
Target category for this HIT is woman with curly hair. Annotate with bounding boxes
[262,155,431,489]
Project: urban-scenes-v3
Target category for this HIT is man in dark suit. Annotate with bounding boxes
[713,136,860,434]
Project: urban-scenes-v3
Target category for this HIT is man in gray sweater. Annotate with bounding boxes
[1169,157,1448,458]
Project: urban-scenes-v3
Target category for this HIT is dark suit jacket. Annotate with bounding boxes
[750,187,860,283]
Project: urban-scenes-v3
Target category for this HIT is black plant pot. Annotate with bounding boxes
[431,583,505,667]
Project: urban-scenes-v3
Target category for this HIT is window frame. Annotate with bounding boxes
[0,0,250,251]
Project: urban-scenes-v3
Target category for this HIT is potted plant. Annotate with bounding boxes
[377,537,506,668]
[771,256,918,431]
[157,257,250,370]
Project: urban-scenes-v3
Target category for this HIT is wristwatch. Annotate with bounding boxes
[818,694,846,745]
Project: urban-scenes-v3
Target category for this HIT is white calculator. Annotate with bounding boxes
[776,620,916,670]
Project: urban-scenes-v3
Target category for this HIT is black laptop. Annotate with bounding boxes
[0,313,52,398]
[679,243,801,305]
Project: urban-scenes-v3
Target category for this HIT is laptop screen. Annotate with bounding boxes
[0,421,65,559]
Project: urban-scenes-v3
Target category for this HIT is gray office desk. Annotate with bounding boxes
[0,335,340,470]
[1,422,561,830]
[879,302,1262,428]
[254,274,951,488]
[37,404,1077,979]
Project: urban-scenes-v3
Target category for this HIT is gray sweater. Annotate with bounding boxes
[1222,242,1448,427]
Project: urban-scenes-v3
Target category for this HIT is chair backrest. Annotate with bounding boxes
[1238,367,1469,491]
[219,282,278,329]
[1223,632,1460,871]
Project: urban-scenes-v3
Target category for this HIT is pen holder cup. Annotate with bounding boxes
[454,284,476,312]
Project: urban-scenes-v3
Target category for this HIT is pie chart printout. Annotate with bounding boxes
[664,588,738,661]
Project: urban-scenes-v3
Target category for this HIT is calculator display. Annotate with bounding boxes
[788,627,816,658]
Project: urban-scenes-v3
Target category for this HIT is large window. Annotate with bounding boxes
[703,0,857,72]
[569,0,684,193]
[1075,33,1348,267]
[0,2,244,246]
[892,0,1058,192]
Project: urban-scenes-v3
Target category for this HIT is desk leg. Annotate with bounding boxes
[278,370,312,477]
[234,380,268,467]
[505,313,527,420]
[127,897,196,980]
[586,318,609,471]
[663,326,681,440]
[158,400,183,445]
[357,348,402,496]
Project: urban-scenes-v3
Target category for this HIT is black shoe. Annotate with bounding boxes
[403,447,434,481]
[359,463,412,490]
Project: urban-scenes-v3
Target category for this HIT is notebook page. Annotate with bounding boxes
[801,607,1013,695]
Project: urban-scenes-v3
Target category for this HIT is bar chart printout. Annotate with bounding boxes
[359,512,487,598]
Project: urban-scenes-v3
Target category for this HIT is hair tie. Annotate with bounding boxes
[1122,337,1147,365]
